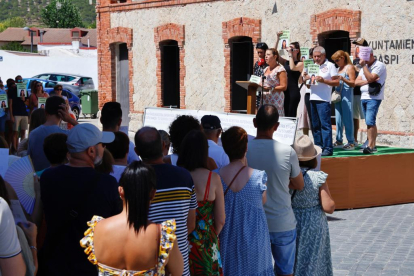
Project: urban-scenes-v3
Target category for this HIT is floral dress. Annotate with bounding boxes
[189,171,223,276]
[262,65,286,116]
[80,216,176,276]
[291,169,333,276]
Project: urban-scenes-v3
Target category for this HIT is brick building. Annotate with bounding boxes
[96,0,414,147]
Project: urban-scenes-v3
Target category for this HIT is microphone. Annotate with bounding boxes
[257,75,266,108]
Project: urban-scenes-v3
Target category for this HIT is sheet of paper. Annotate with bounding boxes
[278,30,290,50]
[359,46,372,61]
[300,48,309,61]
[10,200,28,225]
[306,64,320,86]
[0,148,8,177]
[0,94,8,109]
[37,97,47,109]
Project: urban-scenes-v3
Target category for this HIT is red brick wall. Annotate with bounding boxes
[97,11,135,112]
[310,9,361,53]
[222,17,261,112]
[154,23,186,109]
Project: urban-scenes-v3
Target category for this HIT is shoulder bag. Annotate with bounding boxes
[331,69,347,104]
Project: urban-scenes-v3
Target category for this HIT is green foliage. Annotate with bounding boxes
[0,0,96,27]
[0,17,26,32]
[41,0,85,28]
[1,42,29,52]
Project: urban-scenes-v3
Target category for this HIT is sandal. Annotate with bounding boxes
[343,143,355,151]
[333,141,343,148]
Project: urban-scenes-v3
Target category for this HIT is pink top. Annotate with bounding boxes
[263,65,286,89]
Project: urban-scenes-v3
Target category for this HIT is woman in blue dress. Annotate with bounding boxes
[219,126,274,276]
[292,135,336,276]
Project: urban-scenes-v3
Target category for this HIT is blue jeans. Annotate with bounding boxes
[361,100,382,126]
[310,100,333,153]
[335,88,354,144]
[269,229,297,276]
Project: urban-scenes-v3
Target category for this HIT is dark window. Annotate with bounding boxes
[160,40,180,108]
[319,31,350,63]
[230,36,253,112]
[45,82,56,88]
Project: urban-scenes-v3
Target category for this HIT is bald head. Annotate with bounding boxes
[255,104,279,131]
[134,126,163,161]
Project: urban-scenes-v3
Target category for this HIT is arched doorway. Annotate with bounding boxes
[230,36,253,112]
[160,40,180,108]
[318,31,351,63]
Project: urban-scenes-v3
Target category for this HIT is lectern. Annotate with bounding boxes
[235,81,268,114]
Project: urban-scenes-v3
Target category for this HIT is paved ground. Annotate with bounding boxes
[329,203,414,276]
[78,117,414,275]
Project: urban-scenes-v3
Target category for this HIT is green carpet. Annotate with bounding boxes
[322,146,414,158]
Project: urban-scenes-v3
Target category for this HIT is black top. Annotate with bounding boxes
[40,165,122,276]
[283,60,301,93]
[253,60,268,77]
[7,86,28,116]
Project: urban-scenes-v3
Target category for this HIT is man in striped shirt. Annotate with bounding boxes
[135,127,197,276]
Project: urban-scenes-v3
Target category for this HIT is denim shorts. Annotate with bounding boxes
[361,100,382,126]
[269,229,297,275]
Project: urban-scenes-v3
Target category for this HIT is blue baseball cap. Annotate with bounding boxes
[67,123,115,153]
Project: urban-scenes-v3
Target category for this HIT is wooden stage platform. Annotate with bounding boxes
[321,146,414,209]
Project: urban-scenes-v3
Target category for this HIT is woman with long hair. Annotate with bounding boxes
[262,48,288,116]
[177,130,225,276]
[219,126,273,275]
[29,81,49,114]
[81,161,183,275]
[331,50,356,150]
[275,33,304,117]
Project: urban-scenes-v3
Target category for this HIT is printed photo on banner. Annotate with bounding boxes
[300,47,309,61]
[16,83,27,97]
[0,94,8,108]
[306,64,320,86]
[359,46,372,61]
[38,97,47,109]
[355,46,360,58]
[278,30,290,50]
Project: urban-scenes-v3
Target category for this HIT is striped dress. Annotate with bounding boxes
[149,164,198,276]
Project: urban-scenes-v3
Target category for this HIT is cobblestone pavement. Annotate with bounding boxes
[329,203,414,276]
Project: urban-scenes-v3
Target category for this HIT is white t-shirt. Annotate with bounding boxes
[360,60,387,100]
[0,198,21,259]
[310,59,338,102]
[207,140,230,170]
[246,139,301,233]
[110,165,127,182]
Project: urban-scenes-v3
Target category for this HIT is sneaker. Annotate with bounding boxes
[359,140,369,149]
[333,141,344,148]
[321,150,333,156]
[343,143,355,151]
[363,147,375,154]
[373,147,378,152]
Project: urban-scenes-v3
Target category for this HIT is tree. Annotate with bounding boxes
[1,42,29,52]
[0,17,26,32]
[41,0,84,28]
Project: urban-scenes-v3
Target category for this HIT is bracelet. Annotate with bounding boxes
[29,246,37,251]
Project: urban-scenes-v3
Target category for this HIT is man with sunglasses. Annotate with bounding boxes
[7,75,28,152]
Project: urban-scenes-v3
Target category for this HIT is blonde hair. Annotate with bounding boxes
[331,50,352,65]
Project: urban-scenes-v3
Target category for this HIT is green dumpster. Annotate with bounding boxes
[80,90,98,118]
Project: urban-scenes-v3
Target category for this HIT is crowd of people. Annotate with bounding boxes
[254,34,387,155]
[1,87,336,276]
[0,33,386,276]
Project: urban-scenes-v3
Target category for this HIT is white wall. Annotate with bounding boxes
[0,50,98,89]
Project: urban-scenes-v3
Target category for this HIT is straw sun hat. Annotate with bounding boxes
[293,135,322,161]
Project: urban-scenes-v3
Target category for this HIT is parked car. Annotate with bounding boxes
[49,88,82,120]
[23,78,58,95]
[32,73,95,96]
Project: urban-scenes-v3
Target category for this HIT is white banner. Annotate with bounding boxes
[143,107,297,145]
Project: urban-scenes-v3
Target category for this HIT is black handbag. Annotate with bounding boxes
[368,81,384,96]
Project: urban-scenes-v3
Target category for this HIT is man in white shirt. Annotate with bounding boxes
[355,49,387,154]
[307,46,339,156]
[246,105,304,276]
[201,115,229,170]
